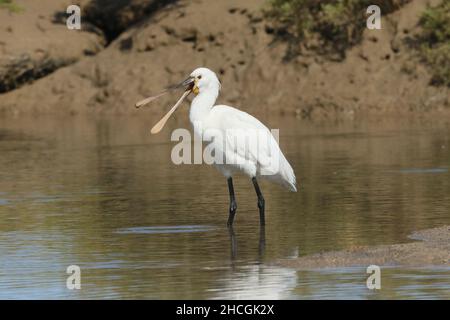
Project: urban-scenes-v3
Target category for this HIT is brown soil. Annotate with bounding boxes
[278,225,450,269]
[0,0,104,93]
[0,0,449,118]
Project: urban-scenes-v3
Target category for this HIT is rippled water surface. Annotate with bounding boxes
[0,116,449,299]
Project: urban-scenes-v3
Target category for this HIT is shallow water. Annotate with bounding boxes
[0,116,449,299]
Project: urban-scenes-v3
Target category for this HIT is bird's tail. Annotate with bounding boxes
[263,153,298,192]
[280,156,297,192]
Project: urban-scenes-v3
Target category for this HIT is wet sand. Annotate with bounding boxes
[279,226,450,269]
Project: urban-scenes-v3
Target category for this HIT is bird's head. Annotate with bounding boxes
[173,67,221,96]
[135,67,221,134]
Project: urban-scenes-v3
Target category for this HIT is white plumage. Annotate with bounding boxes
[188,67,297,193]
[142,67,298,226]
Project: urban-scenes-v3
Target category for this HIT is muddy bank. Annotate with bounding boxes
[0,0,177,94]
[0,0,449,118]
[0,0,105,93]
[278,225,450,269]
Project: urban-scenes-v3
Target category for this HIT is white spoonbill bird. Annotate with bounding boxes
[136,67,297,226]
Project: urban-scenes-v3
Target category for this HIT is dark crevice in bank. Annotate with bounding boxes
[0,0,178,95]
[0,55,76,94]
[82,0,179,45]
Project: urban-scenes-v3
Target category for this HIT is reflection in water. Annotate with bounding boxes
[211,264,298,300]
[228,227,238,262]
[0,116,449,299]
[116,225,216,234]
[293,267,450,300]
[395,167,448,174]
[228,226,266,262]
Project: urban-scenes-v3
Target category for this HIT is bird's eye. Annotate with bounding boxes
[197,75,202,79]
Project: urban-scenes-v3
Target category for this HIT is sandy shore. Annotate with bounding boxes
[278,225,450,269]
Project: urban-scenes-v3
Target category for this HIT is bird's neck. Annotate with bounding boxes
[189,88,218,125]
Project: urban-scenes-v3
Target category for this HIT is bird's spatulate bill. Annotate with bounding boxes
[135,90,169,108]
[150,90,190,134]
[135,77,193,108]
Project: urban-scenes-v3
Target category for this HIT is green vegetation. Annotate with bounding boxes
[0,0,23,13]
[417,1,450,86]
[265,0,409,59]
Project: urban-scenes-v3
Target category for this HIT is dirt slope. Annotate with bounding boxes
[0,0,104,93]
[0,0,448,118]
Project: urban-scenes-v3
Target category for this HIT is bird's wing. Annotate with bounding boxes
[208,105,297,190]
[210,106,281,168]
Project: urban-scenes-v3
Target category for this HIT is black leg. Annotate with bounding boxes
[227,177,237,227]
[252,177,265,226]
